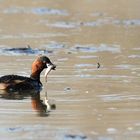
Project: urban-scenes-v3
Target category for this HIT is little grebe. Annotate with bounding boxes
[0,55,56,92]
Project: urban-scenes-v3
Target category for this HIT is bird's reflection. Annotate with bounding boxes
[0,90,56,117]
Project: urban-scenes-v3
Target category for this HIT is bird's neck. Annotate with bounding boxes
[30,61,44,81]
[30,71,41,81]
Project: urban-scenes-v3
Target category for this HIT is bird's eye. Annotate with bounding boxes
[46,64,51,67]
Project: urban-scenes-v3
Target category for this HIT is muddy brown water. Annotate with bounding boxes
[0,0,140,140]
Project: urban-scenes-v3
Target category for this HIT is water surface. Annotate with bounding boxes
[0,0,140,140]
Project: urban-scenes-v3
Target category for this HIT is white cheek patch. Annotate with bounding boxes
[45,64,53,77]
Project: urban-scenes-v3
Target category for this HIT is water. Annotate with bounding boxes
[0,0,140,140]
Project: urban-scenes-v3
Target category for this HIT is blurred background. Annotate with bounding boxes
[0,0,140,140]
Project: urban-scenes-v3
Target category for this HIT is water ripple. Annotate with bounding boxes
[2,7,68,16]
[71,44,121,53]
[98,94,140,102]
[128,55,140,58]
[0,33,66,39]
[41,19,140,28]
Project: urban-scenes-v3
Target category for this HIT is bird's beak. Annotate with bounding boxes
[46,63,56,70]
[51,63,56,70]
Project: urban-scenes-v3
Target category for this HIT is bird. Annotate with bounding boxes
[0,55,56,92]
